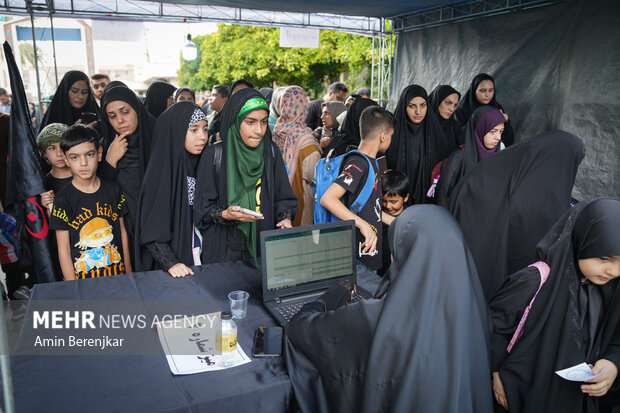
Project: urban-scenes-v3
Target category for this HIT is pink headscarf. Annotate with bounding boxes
[272,86,321,182]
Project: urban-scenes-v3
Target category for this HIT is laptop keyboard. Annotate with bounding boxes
[276,287,372,323]
[276,301,310,323]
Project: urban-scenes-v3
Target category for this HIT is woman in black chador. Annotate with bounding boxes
[39,70,100,131]
[193,88,297,267]
[385,85,455,204]
[429,84,462,146]
[453,73,514,146]
[100,85,156,263]
[490,198,620,413]
[285,205,493,413]
[449,130,585,301]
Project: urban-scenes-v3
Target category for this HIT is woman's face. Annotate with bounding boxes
[239,109,268,148]
[106,100,138,136]
[321,106,333,129]
[438,93,459,120]
[406,97,427,124]
[345,96,355,108]
[184,119,208,155]
[475,80,494,105]
[176,90,194,103]
[482,123,504,149]
[68,80,89,109]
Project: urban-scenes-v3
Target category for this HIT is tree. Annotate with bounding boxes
[178,24,374,98]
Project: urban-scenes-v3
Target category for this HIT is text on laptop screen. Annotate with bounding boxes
[264,226,354,292]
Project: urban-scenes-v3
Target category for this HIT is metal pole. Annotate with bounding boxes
[48,2,59,87]
[27,1,43,109]
[0,302,15,413]
[370,35,376,100]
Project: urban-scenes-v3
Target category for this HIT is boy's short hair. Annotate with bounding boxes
[60,124,101,153]
[359,106,394,141]
[37,123,69,154]
[382,170,409,198]
[0,88,7,96]
[90,73,110,81]
[328,82,348,95]
[212,84,229,98]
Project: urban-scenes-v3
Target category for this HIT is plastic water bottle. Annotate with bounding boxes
[216,311,237,367]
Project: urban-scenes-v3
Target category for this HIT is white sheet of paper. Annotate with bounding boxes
[155,312,251,375]
[555,363,604,382]
[162,346,252,375]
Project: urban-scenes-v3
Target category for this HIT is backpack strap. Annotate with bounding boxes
[347,150,378,214]
[506,261,551,353]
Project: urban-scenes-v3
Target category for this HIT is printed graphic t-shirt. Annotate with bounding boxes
[334,153,382,270]
[49,179,128,279]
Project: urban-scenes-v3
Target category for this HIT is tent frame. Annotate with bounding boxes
[391,0,565,33]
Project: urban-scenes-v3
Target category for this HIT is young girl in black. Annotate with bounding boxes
[491,198,620,413]
[135,102,208,277]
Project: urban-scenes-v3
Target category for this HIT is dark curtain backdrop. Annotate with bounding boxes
[390,0,620,199]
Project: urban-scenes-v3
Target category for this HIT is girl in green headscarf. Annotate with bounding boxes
[194,88,297,267]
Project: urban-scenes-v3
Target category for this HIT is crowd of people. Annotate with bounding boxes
[1,68,619,412]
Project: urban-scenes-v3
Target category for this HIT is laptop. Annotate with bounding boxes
[260,220,360,327]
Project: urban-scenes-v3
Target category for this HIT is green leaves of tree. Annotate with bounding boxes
[178,24,373,98]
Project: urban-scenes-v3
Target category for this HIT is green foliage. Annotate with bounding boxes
[178,24,374,99]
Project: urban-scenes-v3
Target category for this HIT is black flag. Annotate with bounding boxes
[3,41,55,283]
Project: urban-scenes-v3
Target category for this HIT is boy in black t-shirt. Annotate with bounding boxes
[37,123,72,214]
[49,125,132,280]
[320,106,394,270]
[377,170,409,275]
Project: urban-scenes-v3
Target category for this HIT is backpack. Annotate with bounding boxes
[313,148,378,224]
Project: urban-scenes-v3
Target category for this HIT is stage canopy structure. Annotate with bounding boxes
[0,0,565,105]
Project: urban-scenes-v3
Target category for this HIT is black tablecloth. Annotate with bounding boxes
[8,261,380,413]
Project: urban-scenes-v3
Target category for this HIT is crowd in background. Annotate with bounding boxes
[0,68,618,413]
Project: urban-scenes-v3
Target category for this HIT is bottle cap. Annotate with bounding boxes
[221,311,232,320]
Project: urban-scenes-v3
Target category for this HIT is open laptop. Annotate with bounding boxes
[260,220,359,327]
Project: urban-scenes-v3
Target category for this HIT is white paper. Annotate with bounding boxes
[161,346,252,375]
[155,313,251,375]
[279,27,320,48]
[555,363,605,382]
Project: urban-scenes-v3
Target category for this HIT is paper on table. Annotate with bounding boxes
[555,363,605,382]
[155,312,251,375]
[162,346,252,375]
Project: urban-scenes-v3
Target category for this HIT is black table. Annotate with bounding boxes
[8,261,380,413]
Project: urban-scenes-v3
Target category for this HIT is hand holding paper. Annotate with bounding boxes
[581,359,618,397]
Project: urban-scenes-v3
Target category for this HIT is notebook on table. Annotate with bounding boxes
[260,220,369,327]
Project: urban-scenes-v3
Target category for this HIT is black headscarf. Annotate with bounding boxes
[39,70,100,131]
[385,85,455,204]
[435,105,504,207]
[143,81,176,119]
[135,101,204,271]
[174,87,195,102]
[259,87,273,106]
[497,198,620,413]
[429,84,462,146]
[230,79,254,94]
[102,80,128,98]
[322,97,377,158]
[449,130,585,301]
[100,85,156,181]
[453,73,515,146]
[285,205,493,413]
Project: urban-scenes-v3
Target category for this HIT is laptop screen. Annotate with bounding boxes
[263,224,355,293]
